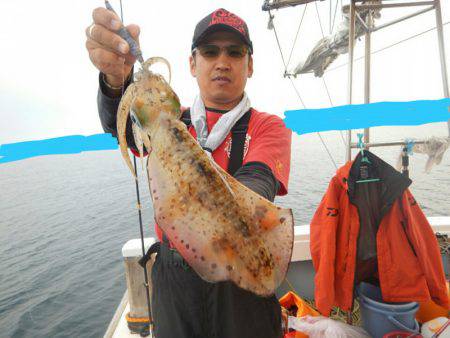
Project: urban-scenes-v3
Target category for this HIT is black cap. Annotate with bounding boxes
[191,8,253,54]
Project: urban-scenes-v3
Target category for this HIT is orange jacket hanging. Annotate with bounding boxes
[310,151,448,316]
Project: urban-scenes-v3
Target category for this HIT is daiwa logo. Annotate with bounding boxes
[326,207,339,217]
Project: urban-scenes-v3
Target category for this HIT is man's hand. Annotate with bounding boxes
[86,7,140,87]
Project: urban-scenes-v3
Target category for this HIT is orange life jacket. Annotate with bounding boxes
[310,151,449,316]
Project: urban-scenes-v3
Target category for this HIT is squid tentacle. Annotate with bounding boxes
[117,83,137,178]
[143,57,172,84]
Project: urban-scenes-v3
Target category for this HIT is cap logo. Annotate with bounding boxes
[210,9,246,35]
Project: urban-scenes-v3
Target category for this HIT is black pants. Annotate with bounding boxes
[151,242,282,338]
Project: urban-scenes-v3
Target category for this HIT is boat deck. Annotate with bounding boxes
[104,217,450,338]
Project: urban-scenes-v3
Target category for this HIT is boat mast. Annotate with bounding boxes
[346,0,356,161]
[434,0,450,135]
[346,0,450,162]
[364,7,373,147]
[262,0,324,11]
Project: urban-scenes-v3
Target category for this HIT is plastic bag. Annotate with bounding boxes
[413,137,449,173]
[395,137,450,173]
[280,292,320,338]
[279,292,320,318]
[288,315,371,338]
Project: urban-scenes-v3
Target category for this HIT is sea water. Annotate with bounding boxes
[0,126,449,338]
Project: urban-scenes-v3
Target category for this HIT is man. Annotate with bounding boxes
[86,7,291,338]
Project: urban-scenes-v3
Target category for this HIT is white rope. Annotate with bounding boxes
[329,0,332,34]
[327,21,450,73]
[269,10,340,170]
[322,76,347,147]
[315,1,325,39]
[331,0,340,34]
[286,4,308,70]
[312,2,347,148]
[288,78,339,170]
[270,10,288,72]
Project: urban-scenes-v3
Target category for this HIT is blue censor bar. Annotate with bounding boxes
[0,134,118,164]
[1,99,450,164]
[284,98,450,135]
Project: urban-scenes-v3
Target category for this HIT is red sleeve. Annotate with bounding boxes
[243,113,292,195]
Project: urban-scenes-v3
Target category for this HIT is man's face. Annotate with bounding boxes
[189,31,253,110]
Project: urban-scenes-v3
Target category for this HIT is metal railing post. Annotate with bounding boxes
[347,0,356,161]
[364,9,373,146]
[434,0,450,135]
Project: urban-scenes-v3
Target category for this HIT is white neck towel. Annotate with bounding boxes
[190,93,251,155]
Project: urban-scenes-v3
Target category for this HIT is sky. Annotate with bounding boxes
[1,0,450,145]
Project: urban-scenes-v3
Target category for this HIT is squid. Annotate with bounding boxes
[116,57,294,296]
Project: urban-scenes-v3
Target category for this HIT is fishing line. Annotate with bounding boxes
[117,0,153,335]
[132,155,153,336]
[285,276,299,294]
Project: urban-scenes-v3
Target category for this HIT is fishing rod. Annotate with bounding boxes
[132,155,153,337]
[105,0,153,336]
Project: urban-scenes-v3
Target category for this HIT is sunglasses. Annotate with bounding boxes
[194,44,249,59]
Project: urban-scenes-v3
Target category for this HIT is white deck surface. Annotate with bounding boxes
[110,303,140,338]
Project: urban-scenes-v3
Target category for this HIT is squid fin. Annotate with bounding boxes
[213,163,294,286]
